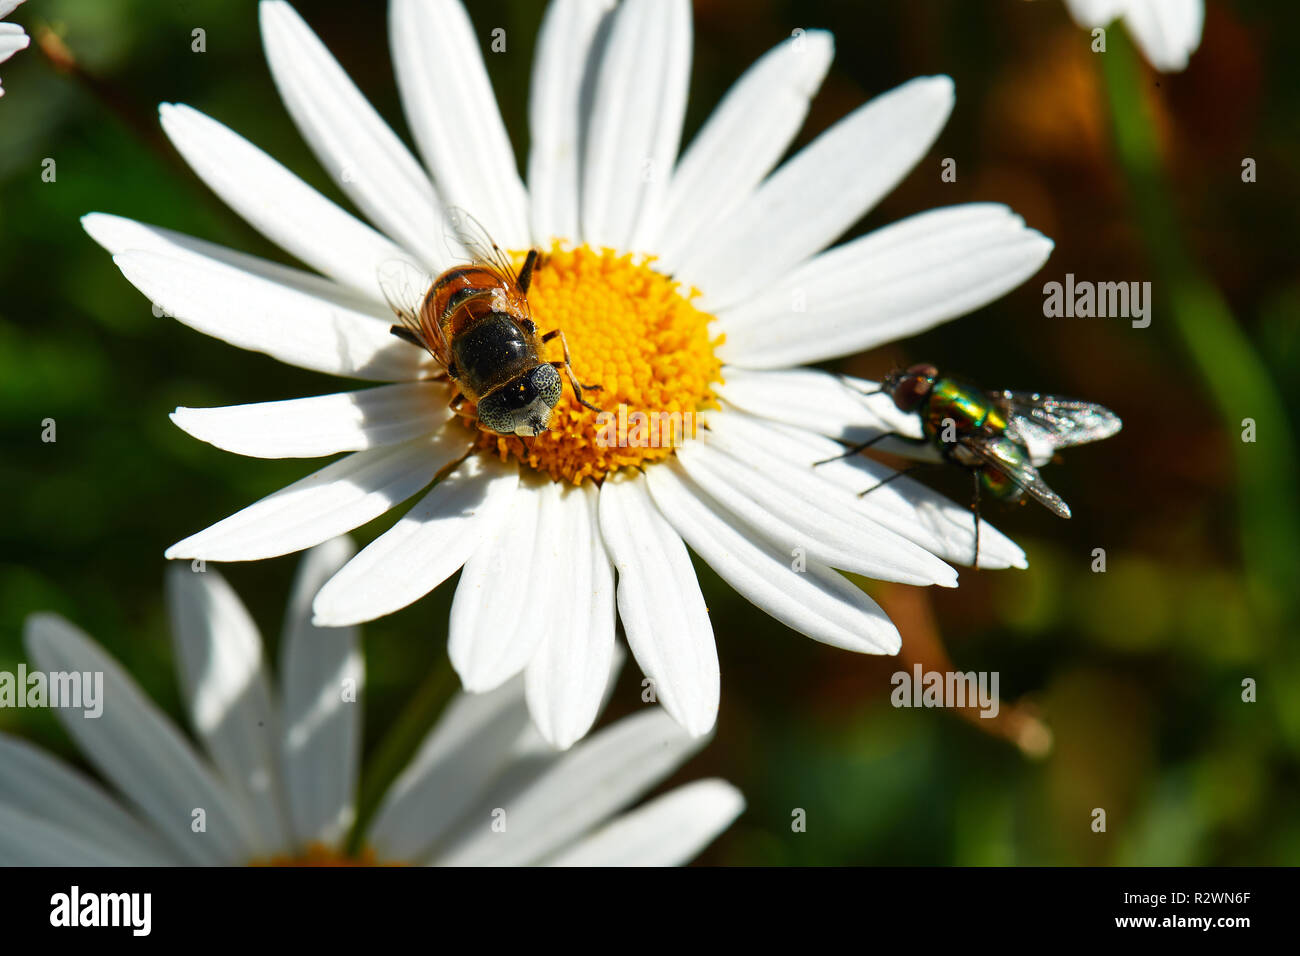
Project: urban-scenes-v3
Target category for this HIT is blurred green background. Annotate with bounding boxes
[2,0,1298,864]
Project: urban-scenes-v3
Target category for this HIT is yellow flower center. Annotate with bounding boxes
[469,243,723,484]
[251,842,406,866]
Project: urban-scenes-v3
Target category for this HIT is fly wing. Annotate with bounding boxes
[997,391,1122,460]
[443,205,533,323]
[963,432,1072,519]
[377,257,450,367]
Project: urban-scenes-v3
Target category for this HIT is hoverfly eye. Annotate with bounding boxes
[528,364,562,409]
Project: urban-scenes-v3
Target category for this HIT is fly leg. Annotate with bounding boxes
[541,328,604,412]
[832,372,886,398]
[971,470,982,568]
[814,433,891,466]
[856,466,919,498]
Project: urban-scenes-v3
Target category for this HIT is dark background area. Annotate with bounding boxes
[2,0,1298,864]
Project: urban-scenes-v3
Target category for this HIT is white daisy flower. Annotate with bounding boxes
[0,539,743,866]
[84,0,1052,748]
[1061,0,1204,72]
[0,0,29,97]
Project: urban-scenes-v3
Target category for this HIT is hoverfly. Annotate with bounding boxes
[819,363,1121,565]
[381,207,602,437]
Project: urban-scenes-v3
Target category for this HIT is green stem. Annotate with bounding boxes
[1098,31,1300,625]
[347,649,458,855]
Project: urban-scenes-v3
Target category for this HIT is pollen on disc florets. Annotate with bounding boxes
[470,242,723,485]
[252,843,405,866]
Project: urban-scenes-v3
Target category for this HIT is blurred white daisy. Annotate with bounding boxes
[0,0,29,97]
[0,539,743,866]
[1062,0,1204,72]
[84,0,1052,748]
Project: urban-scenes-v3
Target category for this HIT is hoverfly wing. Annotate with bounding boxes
[376,257,450,365]
[963,432,1072,519]
[998,391,1122,456]
[443,205,522,281]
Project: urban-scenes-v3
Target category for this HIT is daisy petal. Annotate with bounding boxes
[677,75,955,312]
[703,407,937,551]
[0,805,139,867]
[524,483,616,750]
[597,474,718,736]
[527,0,615,245]
[448,476,560,691]
[1064,0,1126,21]
[111,249,424,382]
[715,204,1054,368]
[0,23,28,67]
[312,455,519,626]
[166,565,290,855]
[0,1,26,20]
[546,778,743,866]
[171,383,451,460]
[682,424,958,586]
[645,462,901,653]
[159,103,410,300]
[719,372,938,480]
[82,213,385,309]
[389,0,529,249]
[1119,0,1204,72]
[367,677,532,863]
[260,0,448,271]
[654,30,833,268]
[279,537,363,850]
[580,0,691,252]
[751,416,1027,570]
[23,614,257,865]
[166,432,463,563]
[433,708,708,866]
[717,367,933,459]
[0,734,177,865]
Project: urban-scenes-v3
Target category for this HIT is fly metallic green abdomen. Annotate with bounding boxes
[820,362,1121,566]
[975,436,1031,503]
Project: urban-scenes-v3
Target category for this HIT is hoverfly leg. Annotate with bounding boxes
[542,328,605,411]
[856,466,916,498]
[390,324,425,349]
[550,362,604,412]
[518,249,539,294]
[449,392,467,410]
[813,432,891,466]
[971,470,982,569]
